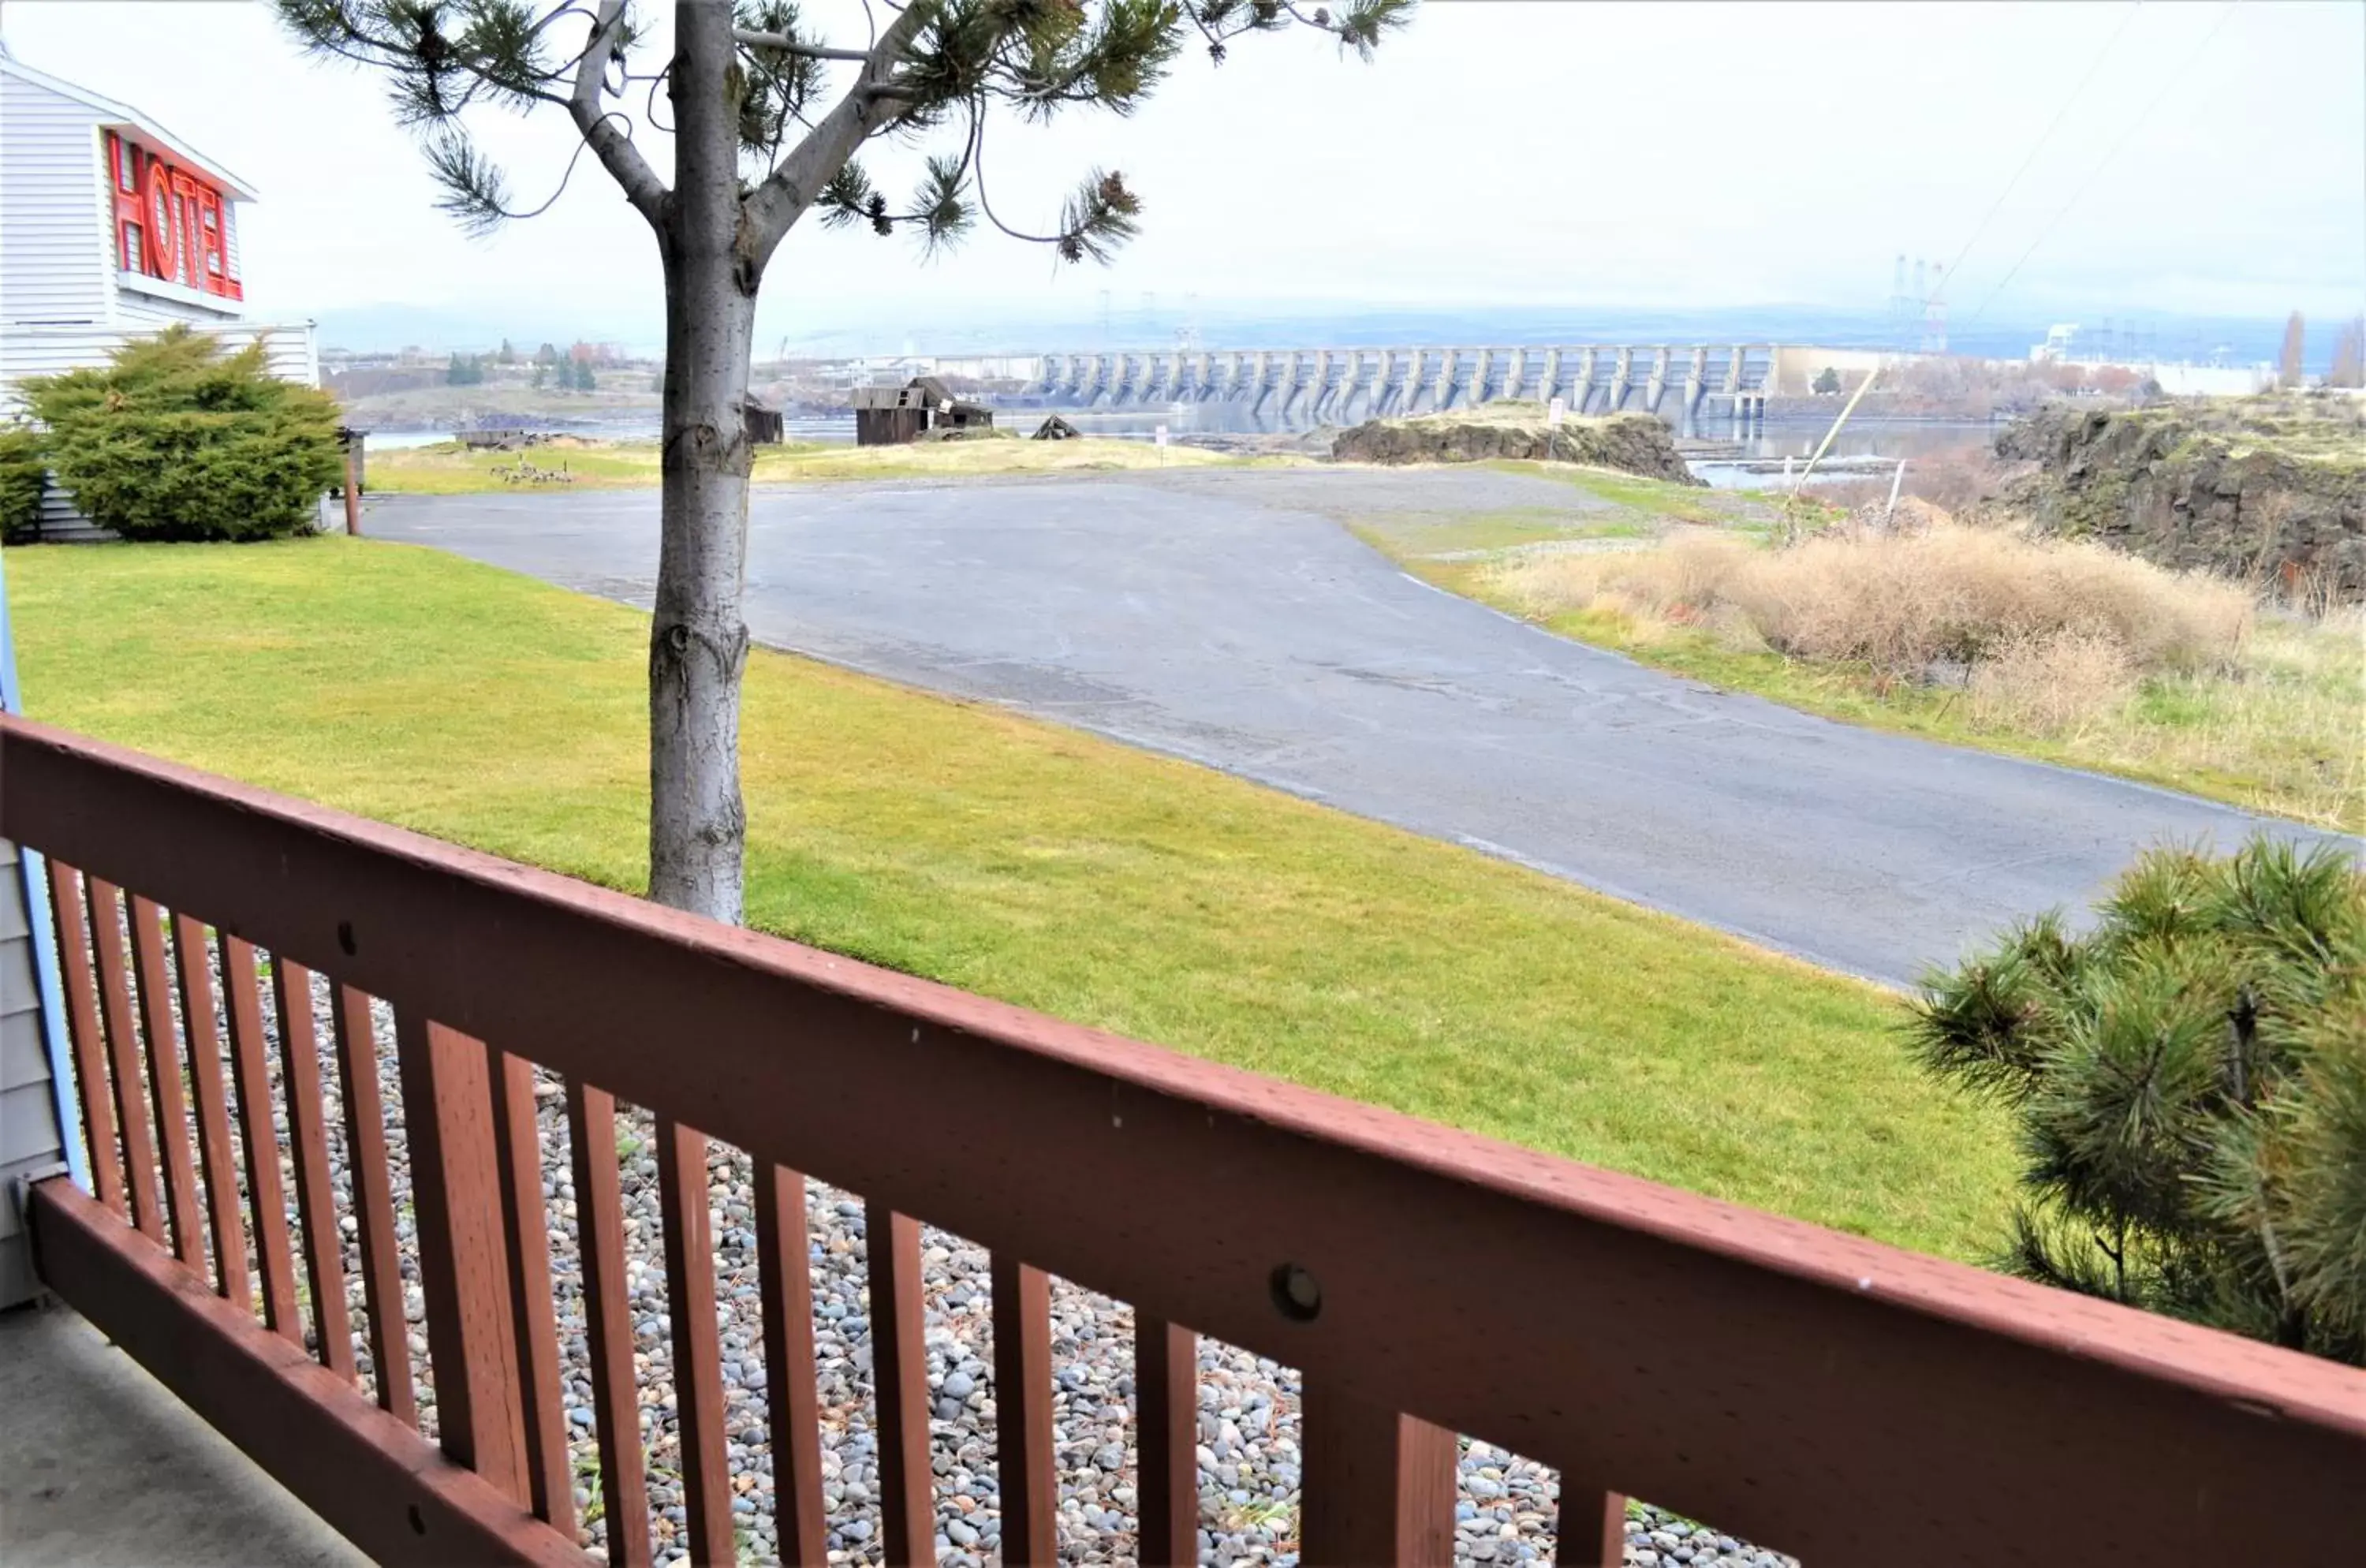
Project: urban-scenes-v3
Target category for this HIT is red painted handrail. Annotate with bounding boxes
[6,710,2364,1566]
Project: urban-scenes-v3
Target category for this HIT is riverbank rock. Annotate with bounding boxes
[1991,395,2366,599]
[1334,410,1700,485]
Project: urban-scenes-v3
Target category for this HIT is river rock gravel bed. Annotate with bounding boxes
[126,941,1796,1568]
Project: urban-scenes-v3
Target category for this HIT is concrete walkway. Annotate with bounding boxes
[368,471,2345,985]
[0,1303,364,1567]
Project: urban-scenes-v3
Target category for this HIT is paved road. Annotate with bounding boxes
[368,472,2342,985]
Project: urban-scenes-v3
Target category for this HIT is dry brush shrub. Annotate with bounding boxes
[1967,631,2138,736]
[1493,524,2252,681]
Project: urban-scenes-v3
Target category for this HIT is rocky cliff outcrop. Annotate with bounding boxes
[1993,398,2365,597]
[1334,411,1700,484]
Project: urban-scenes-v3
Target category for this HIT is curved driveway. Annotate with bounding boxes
[368,471,2343,985]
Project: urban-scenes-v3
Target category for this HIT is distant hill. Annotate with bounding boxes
[304,297,2316,371]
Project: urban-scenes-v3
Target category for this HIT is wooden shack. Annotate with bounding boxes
[851,383,929,446]
[851,376,995,444]
[743,399,785,445]
[935,397,995,432]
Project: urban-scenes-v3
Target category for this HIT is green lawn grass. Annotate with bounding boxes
[1347,510,1651,558]
[4,538,2015,1259]
[368,435,1260,494]
[1483,459,1763,526]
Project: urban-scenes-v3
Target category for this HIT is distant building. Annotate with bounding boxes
[849,376,994,445]
[0,47,319,537]
[2029,323,2274,396]
[742,399,784,446]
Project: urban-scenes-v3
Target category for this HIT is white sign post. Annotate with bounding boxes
[1547,396,1566,427]
[1155,422,1170,463]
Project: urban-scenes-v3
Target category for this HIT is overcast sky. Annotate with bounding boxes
[4,0,2360,349]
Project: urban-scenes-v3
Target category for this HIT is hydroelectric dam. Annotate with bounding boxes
[1007,343,1812,430]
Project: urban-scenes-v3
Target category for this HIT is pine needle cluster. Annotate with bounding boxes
[1911,835,2366,1362]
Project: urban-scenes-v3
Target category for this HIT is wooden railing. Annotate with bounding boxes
[5,709,2363,1567]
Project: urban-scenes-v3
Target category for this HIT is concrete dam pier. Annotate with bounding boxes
[1028,344,1780,427]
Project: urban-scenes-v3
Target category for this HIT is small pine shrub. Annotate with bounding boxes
[1910,835,2366,1362]
[19,326,341,543]
[0,425,47,543]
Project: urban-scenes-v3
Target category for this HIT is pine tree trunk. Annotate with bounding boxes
[647,0,756,922]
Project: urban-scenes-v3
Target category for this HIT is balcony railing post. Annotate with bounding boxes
[753,1163,830,1566]
[218,932,302,1344]
[126,895,205,1274]
[44,862,125,1217]
[334,985,417,1426]
[489,1049,573,1534]
[565,1082,654,1568]
[85,880,164,1245]
[171,913,249,1309]
[1133,1314,1200,1567]
[1299,1382,1456,1567]
[863,1200,936,1566]
[1557,1487,1630,1568]
[990,1256,1058,1565]
[271,957,357,1381]
[654,1118,736,1566]
[395,1010,530,1506]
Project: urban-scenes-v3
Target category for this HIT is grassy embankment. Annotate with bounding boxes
[1362,461,2362,833]
[6,537,2013,1260]
[368,435,1257,494]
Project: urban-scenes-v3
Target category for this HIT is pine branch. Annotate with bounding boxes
[814,161,879,230]
[742,0,936,255]
[736,2,827,163]
[911,152,975,256]
[1055,166,1140,263]
[424,128,513,235]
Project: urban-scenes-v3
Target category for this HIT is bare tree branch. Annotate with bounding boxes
[569,0,668,226]
[742,1,934,257]
[732,28,873,62]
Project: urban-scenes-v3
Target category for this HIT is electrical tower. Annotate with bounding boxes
[1890,255,1912,351]
[1920,263,1950,355]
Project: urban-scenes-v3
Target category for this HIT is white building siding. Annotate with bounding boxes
[2,56,312,540]
[0,69,112,326]
[0,834,68,1309]
[115,282,244,328]
[3,320,321,539]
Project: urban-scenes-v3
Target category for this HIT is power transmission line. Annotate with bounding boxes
[1962,0,2242,329]
[1931,0,2144,304]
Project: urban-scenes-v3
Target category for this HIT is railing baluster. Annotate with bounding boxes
[1298,1383,1456,1566]
[171,913,249,1308]
[1133,1314,1199,1568]
[330,984,416,1425]
[219,933,300,1342]
[394,1011,530,1503]
[863,1200,936,1568]
[45,861,124,1217]
[1555,1487,1629,1568]
[654,1118,735,1566]
[126,895,204,1272]
[990,1256,1058,1566]
[753,1163,828,1566]
[566,1083,654,1568]
[271,957,356,1379]
[490,1050,573,1533]
[86,879,162,1241]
